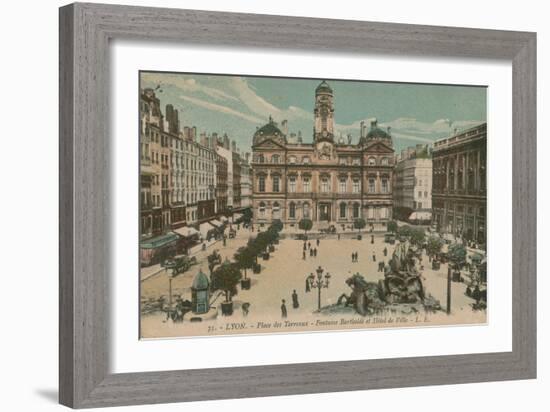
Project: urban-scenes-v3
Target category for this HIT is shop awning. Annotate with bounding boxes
[219,216,228,222]
[140,233,179,250]
[409,211,432,221]
[173,226,199,238]
[199,222,212,238]
[209,219,223,227]
[232,213,243,220]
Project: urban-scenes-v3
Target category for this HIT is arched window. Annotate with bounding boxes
[381,178,389,193]
[288,176,296,193]
[303,203,310,218]
[339,177,347,193]
[289,202,296,219]
[272,175,280,192]
[340,202,347,219]
[303,176,311,192]
[368,177,376,193]
[321,176,330,193]
[352,178,360,193]
[259,202,266,218]
[273,202,281,219]
[353,203,360,218]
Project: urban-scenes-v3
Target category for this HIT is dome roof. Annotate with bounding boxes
[315,80,333,94]
[366,127,391,140]
[254,121,284,138]
[192,269,209,290]
[364,119,391,141]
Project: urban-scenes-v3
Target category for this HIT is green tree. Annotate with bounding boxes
[426,236,444,258]
[247,238,262,264]
[409,228,426,246]
[271,219,283,232]
[448,243,467,270]
[211,260,242,303]
[387,220,398,234]
[242,208,253,224]
[234,246,255,279]
[353,218,367,234]
[398,225,413,239]
[298,218,313,236]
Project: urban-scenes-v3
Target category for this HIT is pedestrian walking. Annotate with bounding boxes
[308,241,311,249]
[302,250,306,260]
[372,253,376,262]
[314,248,317,257]
[281,299,288,318]
[351,252,355,262]
[305,276,311,293]
[241,302,250,316]
[310,248,313,257]
[383,247,388,257]
[316,238,320,247]
[303,242,307,251]
[338,234,341,240]
[356,251,359,262]
[292,290,300,309]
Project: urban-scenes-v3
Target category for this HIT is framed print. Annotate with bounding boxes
[59,3,536,408]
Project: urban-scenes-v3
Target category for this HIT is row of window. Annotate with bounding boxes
[257,176,389,193]
[254,154,391,166]
[257,202,389,220]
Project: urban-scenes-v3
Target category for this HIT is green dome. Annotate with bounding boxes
[255,122,283,137]
[315,80,333,94]
[192,269,209,290]
[366,127,391,139]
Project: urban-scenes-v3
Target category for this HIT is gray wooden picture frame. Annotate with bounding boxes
[59,2,536,409]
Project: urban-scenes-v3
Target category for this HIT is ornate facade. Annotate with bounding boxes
[432,123,487,245]
[251,81,394,227]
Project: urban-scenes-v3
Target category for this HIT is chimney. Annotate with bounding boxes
[297,131,302,143]
[281,119,288,136]
[231,140,237,152]
[360,120,365,138]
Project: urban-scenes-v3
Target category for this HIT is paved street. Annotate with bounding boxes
[141,229,484,338]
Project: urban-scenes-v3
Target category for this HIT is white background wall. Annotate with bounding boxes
[0,0,546,411]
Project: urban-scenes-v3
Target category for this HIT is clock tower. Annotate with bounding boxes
[313,80,335,142]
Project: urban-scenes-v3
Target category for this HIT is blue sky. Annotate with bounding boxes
[140,72,486,153]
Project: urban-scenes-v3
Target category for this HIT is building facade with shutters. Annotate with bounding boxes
[251,81,395,228]
[393,145,433,219]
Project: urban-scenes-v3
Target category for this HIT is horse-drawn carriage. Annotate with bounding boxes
[162,255,198,275]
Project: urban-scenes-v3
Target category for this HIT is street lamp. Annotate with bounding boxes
[307,265,331,310]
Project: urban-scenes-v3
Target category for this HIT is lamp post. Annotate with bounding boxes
[307,265,331,310]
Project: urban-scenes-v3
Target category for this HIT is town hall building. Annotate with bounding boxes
[251,80,395,228]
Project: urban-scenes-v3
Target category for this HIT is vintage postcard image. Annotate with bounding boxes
[139,72,487,338]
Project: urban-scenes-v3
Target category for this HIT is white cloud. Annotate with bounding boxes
[179,95,264,124]
[141,72,239,102]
